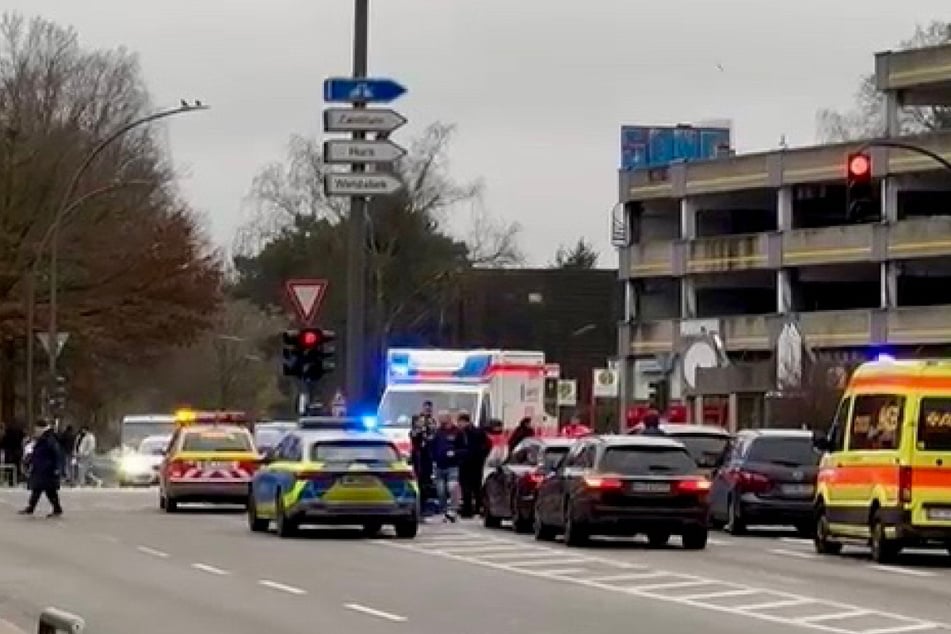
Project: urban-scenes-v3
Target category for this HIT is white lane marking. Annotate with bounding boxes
[477,550,557,561]
[439,544,525,554]
[258,580,307,595]
[679,588,760,601]
[708,537,730,545]
[734,598,812,611]
[344,603,407,623]
[798,610,870,623]
[868,564,936,578]
[769,548,819,560]
[191,563,229,576]
[135,545,169,558]
[379,529,947,634]
[535,568,586,576]
[94,533,120,543]
[861,624,944,634]
[504,557,589,567]
[634,579,714,592]
[582,571,670,583]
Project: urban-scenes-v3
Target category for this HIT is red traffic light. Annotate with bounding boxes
[847,153,871,179]
[299,329,321,348]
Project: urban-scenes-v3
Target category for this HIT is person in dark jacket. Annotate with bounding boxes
[507,417,535,453]
[458,412,491,518]
[19,421,64,517]
[640,411,667,436]
[410,401,437,515]
[431,411,467,522]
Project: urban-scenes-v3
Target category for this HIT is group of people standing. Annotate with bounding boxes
[408,401,493,522]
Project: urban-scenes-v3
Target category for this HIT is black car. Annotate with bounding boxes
[630,423,732,478]
[708,429,821,536]
[482,437,576,532]
[533,435,711,549]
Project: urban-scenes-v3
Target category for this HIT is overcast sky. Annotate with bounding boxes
[8,1,950,266]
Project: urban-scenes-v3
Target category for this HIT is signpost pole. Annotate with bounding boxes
[345,0,369,412]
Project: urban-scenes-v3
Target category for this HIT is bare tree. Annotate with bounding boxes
[817,21,951,142]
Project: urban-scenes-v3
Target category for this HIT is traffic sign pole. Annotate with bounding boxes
[345,0,370,413]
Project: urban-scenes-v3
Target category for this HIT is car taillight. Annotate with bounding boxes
[676,478,712,495]
[898,466,913,504]
[583,475,623,490]
[523,472,545,487]
[737,470,771,493]
[167,460,194,478]
[241,460,260,473]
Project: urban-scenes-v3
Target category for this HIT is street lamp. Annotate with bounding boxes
[24,179,153,425]
[44,101,209,411]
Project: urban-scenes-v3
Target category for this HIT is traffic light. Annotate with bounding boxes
[282,330,302,377]
[846,152,875,219]
[49,375,67,415]
[299,327,324,380]
[320,330,337,374]
[647,378,670,413]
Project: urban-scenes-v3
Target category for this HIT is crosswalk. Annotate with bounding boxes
[380,526,949,634]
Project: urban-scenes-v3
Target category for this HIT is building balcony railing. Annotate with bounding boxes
[626,218,951,277]
[626,305,951,356]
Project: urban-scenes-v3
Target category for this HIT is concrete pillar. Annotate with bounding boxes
[693,395,704,425]
[777,269,793,314]
[777,186,793,231]
[880,262,899,309]
[885,92,901,138]
[681,278,697,318]
[881,176,899,223]
[624,280,638,322]
[680,198,697,239]
[727,393,739,433]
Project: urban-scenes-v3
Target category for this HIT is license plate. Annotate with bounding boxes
[630,482,671,493]
[340,475,376,487]
[926,507,951,521]
[202,461,233,470]
[781,484,814,497]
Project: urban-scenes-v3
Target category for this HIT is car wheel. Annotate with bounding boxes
[163,495,178,513]
[725,496,746,535]
[247,495,268,533]
[795,522,815,538]
[483,493,502,529]
[533,509,557,541]
[274,491,297,538]
[870,510,900,564]
[158,494,166,510]
[813,504,842,555]
[512,511,533,534]
[647,531,670,548]
[394,516,419,539]
[682,526,708,550]
[563,506,588,547]
[362,522,383,537]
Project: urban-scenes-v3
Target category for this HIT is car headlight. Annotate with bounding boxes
[120,456,150,474]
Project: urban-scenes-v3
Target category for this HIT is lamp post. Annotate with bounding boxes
[24,180,153,426]
[43,101,209,418]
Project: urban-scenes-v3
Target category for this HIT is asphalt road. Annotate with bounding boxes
[0,487,949,634]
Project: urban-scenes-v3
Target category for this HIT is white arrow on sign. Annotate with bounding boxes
[323,173,403,197]
[323,108,407,133]
[323,139,406,164]
[36,332,69,359]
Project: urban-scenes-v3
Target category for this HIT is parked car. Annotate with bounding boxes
[630,423,731,477]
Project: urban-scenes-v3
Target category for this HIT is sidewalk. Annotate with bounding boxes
[0,617,26,634]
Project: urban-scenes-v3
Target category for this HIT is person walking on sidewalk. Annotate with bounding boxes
[431,411,466,522]
[19,420,64,517]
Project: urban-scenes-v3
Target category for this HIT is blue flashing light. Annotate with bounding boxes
[876,353,896,363]
[361,415,379,430]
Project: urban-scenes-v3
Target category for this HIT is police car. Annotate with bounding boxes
[247,416,418,538]
[159,410,261,512]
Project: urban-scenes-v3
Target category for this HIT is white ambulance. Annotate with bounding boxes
[375,348,552,450]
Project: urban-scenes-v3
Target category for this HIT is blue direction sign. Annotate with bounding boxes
[323,77,406,104]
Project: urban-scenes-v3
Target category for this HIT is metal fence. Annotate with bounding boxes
[36,608,84,634]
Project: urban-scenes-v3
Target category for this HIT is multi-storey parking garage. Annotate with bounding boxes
[615,41,951,429]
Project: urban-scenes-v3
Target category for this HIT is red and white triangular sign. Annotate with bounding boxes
[284,278,328,324]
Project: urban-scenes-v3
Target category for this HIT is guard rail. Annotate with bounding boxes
[36,608,84,634]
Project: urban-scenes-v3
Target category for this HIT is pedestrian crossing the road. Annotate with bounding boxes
[0,487,156,513]
[380,527,949,634]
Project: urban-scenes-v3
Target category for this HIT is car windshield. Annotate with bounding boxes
[181,430,252,453]
[255,427,291,449]
[312,440,400,463]
[601,446,697,476]
[542,446,570,470]
[747,437,820,466]
[671,434,730,468]
[138,438,169,455]
[377,390,478,427]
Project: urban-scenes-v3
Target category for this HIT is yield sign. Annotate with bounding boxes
[37,332,69,359]
[284,279,328,325]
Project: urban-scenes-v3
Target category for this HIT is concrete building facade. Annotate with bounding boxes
[615,41,951,429]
